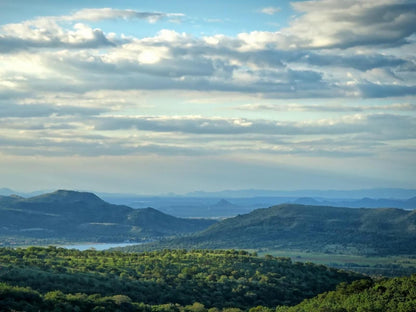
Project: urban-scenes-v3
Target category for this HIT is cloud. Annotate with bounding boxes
[0,103,107,118]
[300,52,410,71]
[0,105,414,160]
[288,0,416,49]
[236,102,416,112]
[358,82,416,98]
[0,21,115,52]
[260,7,281,15]
[2,113,414,158]
[0,7,185,53]
[93,114,416,139]
[1,1,415,99]
[66,8,185,23]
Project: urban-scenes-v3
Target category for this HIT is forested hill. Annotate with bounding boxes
[126,204,416,255]
[0,247,364,311]
[0,190,216,244]
[277,274,416,312]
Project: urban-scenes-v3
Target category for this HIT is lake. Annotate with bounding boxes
[61,242,141,251]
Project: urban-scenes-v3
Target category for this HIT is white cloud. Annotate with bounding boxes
[236,102,416,112]
[260,7,281,15]
[0,112,414,159]
[66,8,185,23]
[0,20,414,100]
[0,19,114,52]
[0,1,414,192]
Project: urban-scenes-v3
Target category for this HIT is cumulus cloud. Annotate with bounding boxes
[1,1,415,99]
[0,20,115,52]
[0,29,413,99]
[288,0,416,48]
[0,8,184,53]
[0,1,414,193]
[0,1,415,164]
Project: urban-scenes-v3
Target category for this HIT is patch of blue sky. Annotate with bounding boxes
[0,0,296,37]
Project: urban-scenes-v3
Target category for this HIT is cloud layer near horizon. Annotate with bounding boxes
[0,0,415,192]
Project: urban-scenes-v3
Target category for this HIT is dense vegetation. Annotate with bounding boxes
[127,204,416,256]
[2,272,416,312]
[0,247,363,310]
[277,274,416,312]
[0,190,215,245]
[259,250,416,278]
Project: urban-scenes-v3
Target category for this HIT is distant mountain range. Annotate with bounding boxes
[0,190,216,245]
[2,187,415,218]
[292,196,416,210]
[2,187,415,200]
[2,189,416,255]
[129,203,416,256]
[186,188,416,199]
[106,194,416,218]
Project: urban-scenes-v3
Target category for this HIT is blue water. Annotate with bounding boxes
[61,242,140,251]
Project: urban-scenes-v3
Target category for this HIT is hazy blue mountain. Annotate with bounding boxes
[293,197,416,210]
[0,187,15,196]
[186,188,416,199]
[0,190,216,245]
[107,196,254,218]
[2,187,415,219]
[131,204,416,256]
[102,194,415,218]
[0,187,51,197]
[293,196,416,210]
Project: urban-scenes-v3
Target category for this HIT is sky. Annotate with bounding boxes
[0,0,415,194]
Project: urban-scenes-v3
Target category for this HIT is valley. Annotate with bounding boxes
[1,189,416,311]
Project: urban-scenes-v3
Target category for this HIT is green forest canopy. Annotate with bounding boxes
[0,247,362,310]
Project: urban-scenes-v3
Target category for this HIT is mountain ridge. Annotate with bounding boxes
[128,203,416,256]
[0,190,216,245]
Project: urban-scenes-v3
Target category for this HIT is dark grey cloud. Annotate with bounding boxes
[341,3,416,47]
[359,83,416,98]
[212,48,411,72]
[291,0,416,49]
[301,52,410,71]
